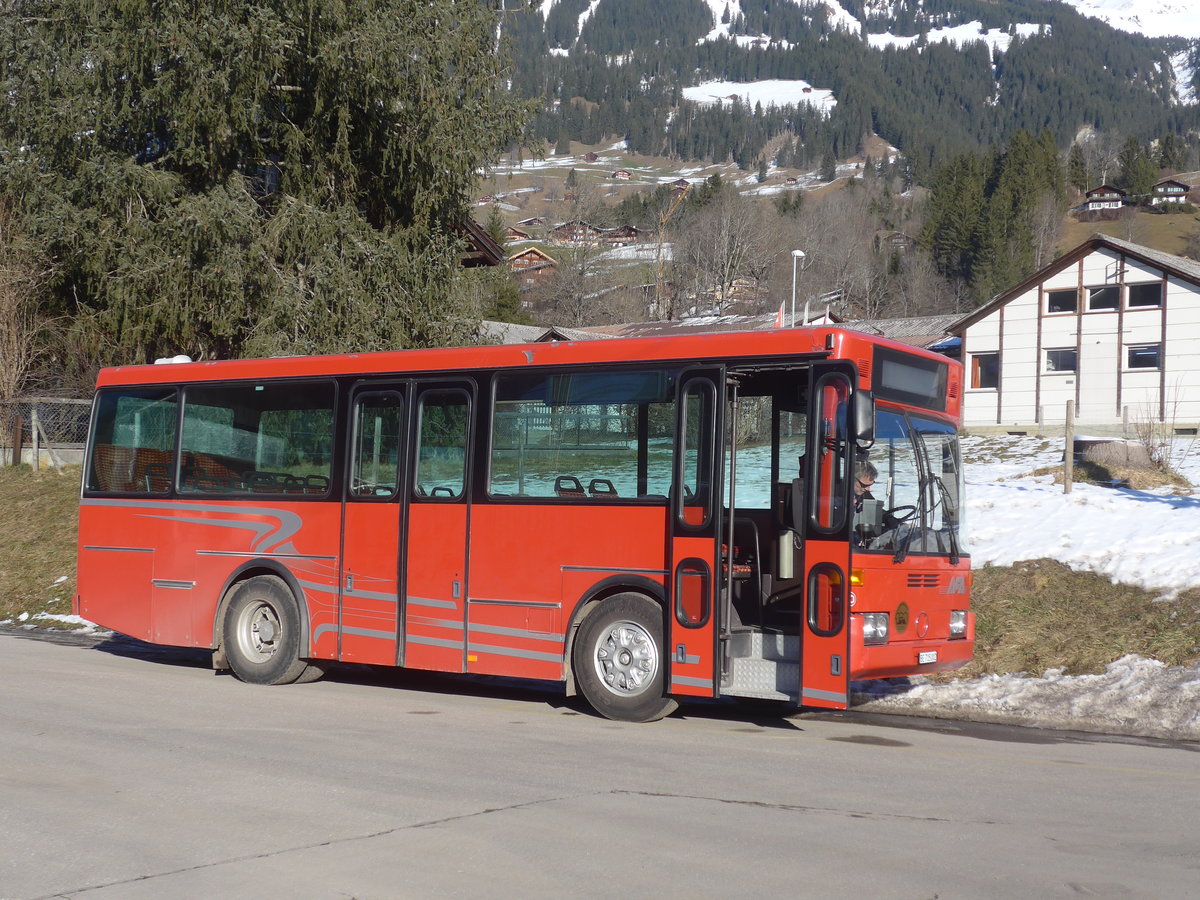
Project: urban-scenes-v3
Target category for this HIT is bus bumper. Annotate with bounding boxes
[850,612,975,679]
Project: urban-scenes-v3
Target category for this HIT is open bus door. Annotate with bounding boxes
[666,369,724,699]
[800,366,856,709]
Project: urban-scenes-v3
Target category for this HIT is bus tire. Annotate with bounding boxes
[572,593,678,723]
[222,575,311,686]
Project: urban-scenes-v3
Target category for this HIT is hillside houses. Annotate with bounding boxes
[546,221,650,247]
[1079,179,1196,215]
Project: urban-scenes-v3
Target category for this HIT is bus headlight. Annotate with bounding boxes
[949,610,968,639]
[862,612,889,645]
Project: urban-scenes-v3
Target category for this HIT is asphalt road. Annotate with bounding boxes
[2,628,1198,900]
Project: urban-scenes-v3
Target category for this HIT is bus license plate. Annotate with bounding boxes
[918,650,938,665]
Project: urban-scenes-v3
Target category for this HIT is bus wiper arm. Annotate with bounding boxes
[933,476,961,566]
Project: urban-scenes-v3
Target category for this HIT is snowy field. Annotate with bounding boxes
[6,435,1200,741]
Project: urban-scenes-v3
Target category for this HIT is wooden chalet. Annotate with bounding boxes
[1150,179,1190,206]
[1082,185,1126,212]
[600,225,644,247]
[548,221,603,245]
[508,247,558,286]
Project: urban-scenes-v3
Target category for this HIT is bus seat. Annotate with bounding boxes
[91,444,134,492]
[554,475,586,498]
[303,474,329,494]
[245,471,283,493]
[588,478,617,497]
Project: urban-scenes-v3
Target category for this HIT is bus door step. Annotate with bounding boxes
[722,631,800,701]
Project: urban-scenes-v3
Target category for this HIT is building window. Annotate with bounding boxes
[1087,285,1119,311]
[1126,344,1161,369]
[971,352,999,389]
[1046,289,1077,313]
[1046,349,1077,372]
[1127,282,1163,308]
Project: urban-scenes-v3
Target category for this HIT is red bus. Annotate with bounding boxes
[76,327,972,721]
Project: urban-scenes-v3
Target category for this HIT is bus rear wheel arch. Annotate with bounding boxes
[571,592,678,723]
[221,574,326,686]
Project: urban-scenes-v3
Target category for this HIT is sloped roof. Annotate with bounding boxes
[837,314,963,349]
[508,246,557,264]
[458,218,504,267]
[949,234,1200,334]
[481,312,958,350]
[478,321,547,344]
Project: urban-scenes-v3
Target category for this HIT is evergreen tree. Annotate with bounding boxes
[1118,137,1159,198]
[819,152,837,182]
[1157,133,1187,171]
[0,0,530,365]
[485,205,507,250]
[1067,144,1088,193]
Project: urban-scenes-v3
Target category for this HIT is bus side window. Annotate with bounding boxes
[86,389,178,494]
[351,393,403,498]
[415,391,469,500]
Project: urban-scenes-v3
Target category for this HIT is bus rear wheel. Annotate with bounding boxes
[223,575,321,686]
[573,593,678,723]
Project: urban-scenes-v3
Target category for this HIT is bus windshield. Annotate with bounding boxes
[854,409,966,558]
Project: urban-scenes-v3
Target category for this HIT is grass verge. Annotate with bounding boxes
[0,465,81,625]
[961,558,1200,677]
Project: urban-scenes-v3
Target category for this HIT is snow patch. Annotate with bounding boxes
[867,21,1045,54]
[682,79,837,113]
[855,655,1200,741]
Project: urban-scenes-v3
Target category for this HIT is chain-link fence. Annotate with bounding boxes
[0,397,92,468]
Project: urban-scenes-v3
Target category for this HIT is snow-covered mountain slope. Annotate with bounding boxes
[1053,0,1200,40]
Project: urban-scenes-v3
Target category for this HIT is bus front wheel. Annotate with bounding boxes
[573,593,678,723]
[223,575,321,686]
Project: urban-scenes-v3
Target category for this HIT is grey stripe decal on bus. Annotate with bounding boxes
[82,545,153,553]
[151,579,195,590]
[670,674,713,689]
[298,579,338,597]
[312,624,395,644]
[199,550,337,561]
[467,642,562,664]
[468,597,561,609]
[81,498,302,553]
[560,565,669,576]
[346,588,399,603]
[407,595,457,610]
[407,617,463,632]
[408,635,466,651]
[802,688,848,704]
[467,622,564,644]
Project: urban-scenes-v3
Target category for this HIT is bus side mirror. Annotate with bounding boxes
[854,390,875,448]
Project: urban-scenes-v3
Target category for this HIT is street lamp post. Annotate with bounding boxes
[790,249,806,327]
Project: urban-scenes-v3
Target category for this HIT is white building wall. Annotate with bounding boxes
[961,243,1200,431]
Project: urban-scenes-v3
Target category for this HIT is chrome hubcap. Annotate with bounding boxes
[593,620,657,697]
[238,600,281,663]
